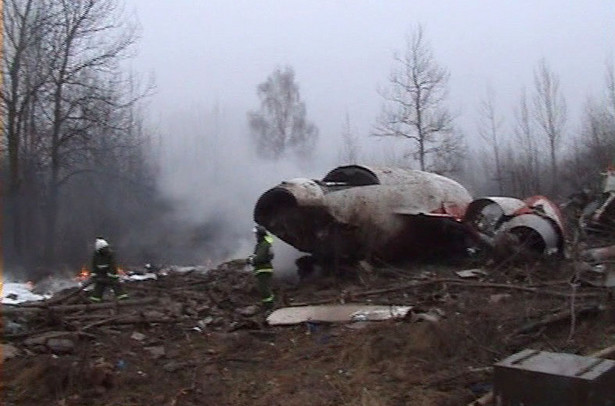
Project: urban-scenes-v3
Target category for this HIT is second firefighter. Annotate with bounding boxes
[248,225,275,311]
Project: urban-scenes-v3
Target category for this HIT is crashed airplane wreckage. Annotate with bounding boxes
[579,167,615,235]
[255,165,472,263]
[464,195,566,261]
[254,165,566,266]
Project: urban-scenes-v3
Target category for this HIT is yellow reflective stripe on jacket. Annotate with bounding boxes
[264,234,273,244]
[255,268,273,274]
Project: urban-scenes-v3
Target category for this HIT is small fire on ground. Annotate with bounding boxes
[75,266,90,282]
[74,266,126,282]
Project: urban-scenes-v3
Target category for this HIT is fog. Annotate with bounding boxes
[155,103,329,274]
[127,1,613,272]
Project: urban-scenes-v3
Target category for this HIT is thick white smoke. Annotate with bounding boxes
[155,103,335,275]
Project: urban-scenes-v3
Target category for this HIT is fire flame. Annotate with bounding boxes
[75,265,126,281]
[75,265,91,282]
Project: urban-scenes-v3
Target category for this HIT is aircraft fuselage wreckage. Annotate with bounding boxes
[254,165,566,266]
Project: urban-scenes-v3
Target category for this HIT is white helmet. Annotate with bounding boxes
[95,238,109,251]
[253,224,267,236]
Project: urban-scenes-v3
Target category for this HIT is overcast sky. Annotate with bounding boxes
[129,0,613,147]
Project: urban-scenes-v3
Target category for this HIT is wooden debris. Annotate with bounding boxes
[508,304,601,338]
[2,298,157,316]
[467,328,615,406]
[292,277,605,307]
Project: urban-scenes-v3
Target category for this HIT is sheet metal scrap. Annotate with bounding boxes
[266,304,413,326]
[583,245,615,262]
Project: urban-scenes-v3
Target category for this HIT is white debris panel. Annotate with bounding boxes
[1,282,50,304]
[267,304,412,326]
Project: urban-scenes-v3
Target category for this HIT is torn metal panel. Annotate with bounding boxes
[523,195,566,237]
[592,193,615,223]
[605,168,615,192]
[582,192,615,233]
[577,263,615,288]
[494,349,615,405]
[254,165,472,262]
[455,269,487,279]
[266,304,412,326]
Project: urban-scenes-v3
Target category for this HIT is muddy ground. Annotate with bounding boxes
[2,256,615,406]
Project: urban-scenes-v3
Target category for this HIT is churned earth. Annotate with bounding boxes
[2,257,615,406]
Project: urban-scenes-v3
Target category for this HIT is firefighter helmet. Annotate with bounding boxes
[95,238,109,251]
[253,225,267,236]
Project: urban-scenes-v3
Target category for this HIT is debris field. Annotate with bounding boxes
[3,255,615,406]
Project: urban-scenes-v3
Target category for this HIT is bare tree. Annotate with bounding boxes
[2,0,56,261]
[39,0,141,261]
[510,88,542,196]
[533,60,567,194]
[477,87,505,194]
[374,25,459,172]
[248,66,318,161]
[337,112,360,165]
[1,0,170,276]
[2,0,153,266]
[607,60,615,117]
[563,63,615,191]
[431,129,466,175]
[584,101,613,168]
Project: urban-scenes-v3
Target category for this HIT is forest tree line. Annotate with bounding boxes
[2,0,166,274]
[3,2,613,275]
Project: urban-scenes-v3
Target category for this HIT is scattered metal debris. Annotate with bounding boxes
[455,269,488,279]
[576,263,615,288]
[130,332,147,342]
[266,304,413,326]
[488,293,511,304]
[583,244,615,262]
[579,168,615,235]
[1,282,50,304]
[411,308,445,323]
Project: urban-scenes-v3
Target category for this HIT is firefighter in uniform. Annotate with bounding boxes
[89,237,128,302]
[248,225,275,311]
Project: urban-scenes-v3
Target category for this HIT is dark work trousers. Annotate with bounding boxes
[90,275,127,301]
[255,271,274,310]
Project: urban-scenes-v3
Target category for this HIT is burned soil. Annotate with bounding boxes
[2,257,615,406]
